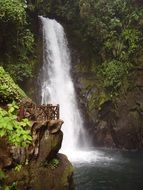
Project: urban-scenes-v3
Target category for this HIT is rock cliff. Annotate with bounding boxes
[0,95,74,190]
[76,63,143,150]
[0,113,74,190]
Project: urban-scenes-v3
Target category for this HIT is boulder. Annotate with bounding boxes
[28,119,64,160]
[38,130,63,162]
[6,154,74,190]
[47,119,64,134]
[30,154,74,190]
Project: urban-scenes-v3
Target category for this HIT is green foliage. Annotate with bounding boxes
[0,101,32,147]
[21,0,143,101]
[0,170,6,180]
[19,29,34,53]
[3,28,35,82]
[30,0,80,22]
[0,0,35,82]
[2,27,35,82]
[99,60,130,94]
[4,182,17,190]
[0,66,26,103]
[121,28,141,56]
[6,62,33,82]
[56,0,143,98]
[14,164,22,172]
[0,170,5,190]
[79,0,143,59]
[0,170,17,190]
[49,158,60,169]
[0,0,26,25]
[40,0,143,65]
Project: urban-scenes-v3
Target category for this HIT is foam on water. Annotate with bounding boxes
[66,150,114,164]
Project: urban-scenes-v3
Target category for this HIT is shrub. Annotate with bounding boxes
[0,101,32,147]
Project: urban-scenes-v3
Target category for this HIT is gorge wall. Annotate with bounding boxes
[27,0,143,150]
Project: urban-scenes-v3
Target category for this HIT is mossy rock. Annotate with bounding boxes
[6,154,74,190]
[0,66,27,103]
[61,160,74,188]
[30,153,74,190]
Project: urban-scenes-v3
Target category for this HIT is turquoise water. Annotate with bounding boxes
[73,149,143,190]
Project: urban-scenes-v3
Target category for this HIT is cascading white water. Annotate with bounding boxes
[39,16,115,163]
[39,16,86,156]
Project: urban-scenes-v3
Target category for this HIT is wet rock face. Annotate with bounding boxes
[93,121,114,147]
[93,83,143,150]
[38,130,63,162]
[29,119,64,159]
[75,65,143,150]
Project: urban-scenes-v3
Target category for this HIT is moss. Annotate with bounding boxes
[61,164,74,187]
[128,110,141,128]
[80,77,111,111]
[0,66,27,103]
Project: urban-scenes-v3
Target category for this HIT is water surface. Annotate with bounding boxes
[73,149,143,190]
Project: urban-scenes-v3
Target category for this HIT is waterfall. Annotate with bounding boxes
[39,16,86,156]
[39,16,110,163]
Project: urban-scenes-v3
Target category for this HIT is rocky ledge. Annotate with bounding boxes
[5,153,74,190]
[0,101,74,190]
